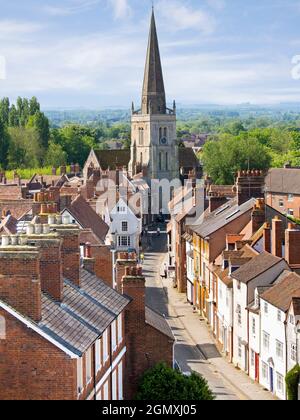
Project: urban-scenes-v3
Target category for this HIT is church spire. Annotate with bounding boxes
[141,9,166,115]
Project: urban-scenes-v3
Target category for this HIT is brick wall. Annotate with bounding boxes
[0,308,77,400]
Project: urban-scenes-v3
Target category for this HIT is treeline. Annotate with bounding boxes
[0,97,131,171]
[201,121,300,184]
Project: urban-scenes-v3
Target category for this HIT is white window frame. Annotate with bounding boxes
[252,318,256,335]
[288,194,294,203]
[95,338,102,373]
[262,362,269,381]
[103,329,109,363]
[85,347,92,385]
[263,332,270,350]
[237,304,242,326]
[118,361,123,400]
[117,314,123,345]
[77,357,83,395]
[276,340,284,360]
[276,372,284,394]
[264,302,269,315]
[277,310,282,322]
[291,343,297,362]
[238,337,242,359]
[251,350,255,367]
[111,321,117,353]
[121,221,128,233]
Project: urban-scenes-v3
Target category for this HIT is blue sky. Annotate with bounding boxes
[1,0,300,108]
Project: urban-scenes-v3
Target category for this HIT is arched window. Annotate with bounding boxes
[139,128,144,145]
[0,315,6,340]
[159,152,162,171]
[159,127,162,140]
[165,152,168,171]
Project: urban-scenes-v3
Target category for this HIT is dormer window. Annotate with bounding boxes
[223,260,229,270]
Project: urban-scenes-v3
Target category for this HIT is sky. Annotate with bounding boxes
[1,0,300,108]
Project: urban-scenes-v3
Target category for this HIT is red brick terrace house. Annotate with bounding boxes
[0,218,130,400]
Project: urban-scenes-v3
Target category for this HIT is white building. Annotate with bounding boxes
[259,271,300,399]
[105,198,142,254]
[286,298,300,373]
[231,252,289,373]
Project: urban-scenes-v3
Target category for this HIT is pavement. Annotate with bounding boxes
[142,233,277,401]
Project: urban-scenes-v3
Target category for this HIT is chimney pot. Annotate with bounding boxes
[26,224,35,235]
[1,235,9,247]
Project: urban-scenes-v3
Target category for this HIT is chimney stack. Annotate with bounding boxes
[116,252,137,292]
[263,223,271,253]
[208,194,228,213]
[236,170,265,205]
[272,216,284,258]
[285,223,300,267]
[82,243,95,274]
[0,238,41,322]
[251,198,265,234]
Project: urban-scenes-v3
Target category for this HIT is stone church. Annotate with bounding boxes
[83,10,201,183]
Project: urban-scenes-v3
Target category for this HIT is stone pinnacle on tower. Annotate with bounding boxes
[141,9,166,115]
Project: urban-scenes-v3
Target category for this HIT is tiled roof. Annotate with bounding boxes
[189,197,256,238]
[94,150,131,171]
[37,269,131,356]
[232,252,284,284]
[145,306,175,340]
[178,148,201,169]
[80,269,131,315]
[291,297,300,316]
[265,168,300,195]
[66,195,109,243]
[261,272,300,312]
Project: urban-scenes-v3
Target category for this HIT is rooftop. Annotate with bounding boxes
[261,271,300,312]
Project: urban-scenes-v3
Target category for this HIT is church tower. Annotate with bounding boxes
[129,9,179,182]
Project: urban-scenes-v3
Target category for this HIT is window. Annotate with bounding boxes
[277,373,284,394]
[111,321,117,352]
[288,194,294,202]
[103,381,109,400]
[165,152,168,171]
[288,209,294,216]
[159,127,162,139]
[264,302,269,315]
[238,337,242,358]
[276,340,284,360]
[279,199,284,207]
[117,314,123,345]
[95,339,102,373]
[164,127,167,138]
[236,304,242,326]
[262,362,269,381]
[121,221,128,232]
[263,332,270,350]
[277,310,282,322]
[237,281,241,291]
[118,236,131,247]
[112,370,117,400]
[291,344,297,362]
[117,206,126,213]
[251,350,255,367]
[103,329,109,363]
[0,316,6,340]
[290,315,295,325]
[139,128,144,145]
[118,362,123,400]
[252,318,256,335]
[77,358,83,394]
[85,348,92,384]
[159,152,162,171]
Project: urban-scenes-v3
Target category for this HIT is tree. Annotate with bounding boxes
[26,111,50,149]
[7,127,43,169]
[286,364,300,400]
[135,363,215,401]
[45,141,67,167]
[0,120,9,169]
[201,134,271,184]
[59,125,96,166]
[0,97,10,125]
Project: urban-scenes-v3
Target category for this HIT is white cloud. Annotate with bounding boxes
[0,20,43,40]
[206,0,226,12]
[157,0,216,35]
[109,0,131,19]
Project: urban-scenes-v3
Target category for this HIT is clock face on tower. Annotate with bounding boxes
[160,137,167,145]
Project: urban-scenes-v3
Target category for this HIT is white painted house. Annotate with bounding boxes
[105,198,142,254]
[259,271,300,400]
[286,298,300,373]
[231,252,289,373]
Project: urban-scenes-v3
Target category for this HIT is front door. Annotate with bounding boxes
[255,353,259,382]
[269,367,274,393]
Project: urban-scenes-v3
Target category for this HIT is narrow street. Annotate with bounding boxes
[142,233,277,401]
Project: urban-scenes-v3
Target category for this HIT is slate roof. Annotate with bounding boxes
[190,197,256,238]
[231,252,284,284]
[36,268,131,356]
[178,148,201,169]
[145,306,175,340]
[265,168,300,195]
[261,272,300,312]
[65,195,109,243]
[94,150,131,171]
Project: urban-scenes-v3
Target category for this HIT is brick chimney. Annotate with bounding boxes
[49,217,81,287]
[272,216,284,258]
[251,198,265,234]
[26,223,63,302]
[208,194,228,213]
[236,170,265,205]
[263,223,271,253]
[116,252,138,292]
[0,237,41,322]
[91,245,113,287]
[121,266,146,399]
[285,223,300,267]
[82,243,95,274]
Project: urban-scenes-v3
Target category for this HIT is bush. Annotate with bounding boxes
[135,363,215,401]
[286,364,300,401]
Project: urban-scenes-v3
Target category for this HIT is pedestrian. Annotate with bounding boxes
[140,252,145,265]
[164,263,168,279]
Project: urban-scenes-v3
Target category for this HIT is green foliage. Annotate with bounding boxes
[44,141,67,167]
[285,364,300,401]
[201,134,271,184]
[135,363,215,401]
[5,166,54,180]
[7,127,43,169]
